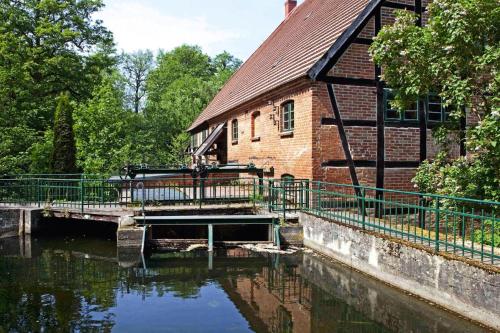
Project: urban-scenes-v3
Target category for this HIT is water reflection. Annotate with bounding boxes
[0,237,488,333]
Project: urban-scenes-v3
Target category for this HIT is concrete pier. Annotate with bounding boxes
[0,208,42,238]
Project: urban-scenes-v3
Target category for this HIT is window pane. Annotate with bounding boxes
[384,90,400,120]
[386,109,400,120]
[232,121,238,140]
[281,102,294,131]
[403,101,418,120]
[428,95,442,122]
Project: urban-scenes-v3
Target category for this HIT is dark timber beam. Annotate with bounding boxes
[416,0,426,163]
[322,160,421,168]
[375,6,384,217]
[383,1,415,10]
[326,84,361,194]
[321,118,377,127]
[460,111,467,156]
[321,118,444,129]
[354,37,373,45]
[322,76,378,87]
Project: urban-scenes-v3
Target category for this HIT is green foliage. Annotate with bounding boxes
[143,45,241,166]
[74,72,142,175]
[121,50,154,113]
[51,93,77,173]
[29,130,54,174]
[472,220,500,248]
[370,0,500,201]
[0,0,114,173]
[0,0,240,175]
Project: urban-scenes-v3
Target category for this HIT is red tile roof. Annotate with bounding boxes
[188,0,373,131]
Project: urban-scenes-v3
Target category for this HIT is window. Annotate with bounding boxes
[231,119,238,142]
[427,94,450,122]
[383,89,418,122]
[281,101,294,132]
[191,134,199,151]
[201,129,208,142]
[251,111,260,140]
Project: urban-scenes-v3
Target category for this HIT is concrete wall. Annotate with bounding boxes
[301,253,486,333]
[0,208,42,238]
[0,209,21,238]
[299,212,500,330]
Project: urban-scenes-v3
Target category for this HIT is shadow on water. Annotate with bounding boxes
[0,234,490,333]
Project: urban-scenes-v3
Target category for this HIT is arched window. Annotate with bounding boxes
[231,119,238,143]
[251,111,260,140]
[281,101,294,132]
[281,174,295,190]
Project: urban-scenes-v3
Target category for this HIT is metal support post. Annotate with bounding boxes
[434,198,441,252]
[208,224,214,252]
[274,223,281,249]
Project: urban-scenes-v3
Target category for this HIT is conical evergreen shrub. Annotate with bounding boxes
[51,92,77,173]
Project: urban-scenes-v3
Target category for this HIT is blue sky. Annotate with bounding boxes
[98,0,304,61]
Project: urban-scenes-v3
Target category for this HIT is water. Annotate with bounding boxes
[0,236,489,333]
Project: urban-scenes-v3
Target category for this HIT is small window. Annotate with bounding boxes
[384,89,419,122]
[281,174,295,188]
[281,101,294,132]
[427,94,450,122]
[231,119,238,142]
[201,129,208,142]
[191,134,199,150]
[251,111,260,140]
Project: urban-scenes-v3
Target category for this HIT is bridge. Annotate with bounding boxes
[0,168,498,265]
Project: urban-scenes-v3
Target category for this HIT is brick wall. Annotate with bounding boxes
[207,78,314,180]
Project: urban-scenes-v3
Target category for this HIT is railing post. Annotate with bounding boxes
[299,181,304,210]
[318,184,322,215]
[199,178,205,209]
[37,178,41,208]
[361,188,366,230]
[252,178,256,208]
[434,198,440,253]
[305,180,310,210]
[80,177,85,213]
[269,180,274,212]
[282,182,286,221]
[192,177,198,205]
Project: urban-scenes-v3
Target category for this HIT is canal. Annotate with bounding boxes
[0,231,489,332]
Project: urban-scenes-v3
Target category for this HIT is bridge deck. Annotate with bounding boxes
[134,214,279,225]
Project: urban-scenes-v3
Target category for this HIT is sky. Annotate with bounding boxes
[97,0,305,61]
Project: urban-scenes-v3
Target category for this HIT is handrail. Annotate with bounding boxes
[0,175,497,265]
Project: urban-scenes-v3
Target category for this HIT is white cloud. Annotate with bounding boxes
[96,1,240,54]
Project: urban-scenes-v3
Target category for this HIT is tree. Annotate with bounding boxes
[51,92,77,173]
[74,72,143,175]
[211,51,242,86]
[143,45,241,165]
[370,0,499,200]
[121,50,154,113]
[0,0,115,173]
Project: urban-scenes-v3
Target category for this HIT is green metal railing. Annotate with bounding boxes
[301,181,499,265]
[0,175,498,265]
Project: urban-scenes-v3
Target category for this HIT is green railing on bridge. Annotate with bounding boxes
[0,175,498,265]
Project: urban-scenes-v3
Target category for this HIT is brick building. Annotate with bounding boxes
[187,0,464,191]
